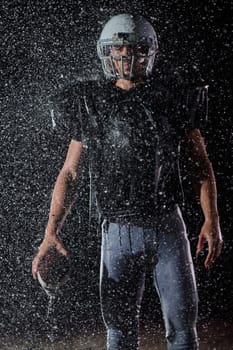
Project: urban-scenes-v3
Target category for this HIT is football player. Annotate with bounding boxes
[32,14,222,350]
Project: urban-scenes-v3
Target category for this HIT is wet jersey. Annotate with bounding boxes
[54,78,208,225]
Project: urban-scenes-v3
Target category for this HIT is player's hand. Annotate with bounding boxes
[196,219,223,268]
[32,232,69,279]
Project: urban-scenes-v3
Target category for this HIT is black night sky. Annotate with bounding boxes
[0,0,232,346]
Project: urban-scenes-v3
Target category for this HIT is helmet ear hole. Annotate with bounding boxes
[97,14,158,80]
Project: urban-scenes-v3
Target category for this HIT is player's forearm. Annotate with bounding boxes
[46,169,78,235]
[186,129,219,223]
[196,160,219,222]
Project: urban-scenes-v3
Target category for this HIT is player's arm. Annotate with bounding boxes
[32,139,83,278]
[185,128,223,268]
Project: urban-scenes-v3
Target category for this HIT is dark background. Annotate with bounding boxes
[0,0,232,344]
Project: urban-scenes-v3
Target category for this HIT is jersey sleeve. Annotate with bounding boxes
[49,84,83,142]
[185,85,209,131]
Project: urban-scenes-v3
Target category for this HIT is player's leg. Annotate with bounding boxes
[100,220,146,350]
[153,206,199,350]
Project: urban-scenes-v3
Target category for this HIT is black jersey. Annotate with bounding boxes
[53,78,208,225]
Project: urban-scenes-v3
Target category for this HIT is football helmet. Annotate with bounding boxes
[97,14,158,80]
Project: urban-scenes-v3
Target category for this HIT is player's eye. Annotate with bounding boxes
[134,45,149,56]
[110,46,133,56]
[111,46,123,53]
[115,46,123,51]
[102,45,121,56]
[113,46,128,55]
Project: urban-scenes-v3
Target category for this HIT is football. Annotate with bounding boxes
[37,247,70,296]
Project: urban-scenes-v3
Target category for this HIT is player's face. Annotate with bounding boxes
[110,45,148,78]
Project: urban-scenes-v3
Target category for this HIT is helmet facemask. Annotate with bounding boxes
[98,40,156,80]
